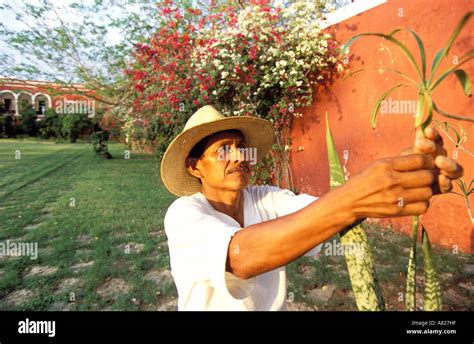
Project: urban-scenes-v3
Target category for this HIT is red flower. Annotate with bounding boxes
[249,46,257,60]
[161,7,172,16]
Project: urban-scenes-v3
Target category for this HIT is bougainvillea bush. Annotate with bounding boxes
[125,0,345,187]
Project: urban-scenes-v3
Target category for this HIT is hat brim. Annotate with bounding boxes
[160,116,275,196]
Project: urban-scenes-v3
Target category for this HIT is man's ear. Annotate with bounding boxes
[185,157,203,179]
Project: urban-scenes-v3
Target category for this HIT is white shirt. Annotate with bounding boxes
[164,185,322,311]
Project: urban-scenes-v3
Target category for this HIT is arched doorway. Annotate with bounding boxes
[0,90,16,115]
[17,92,34,115]
[33,93,52,116]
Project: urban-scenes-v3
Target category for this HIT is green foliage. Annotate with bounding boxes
[0,115,17,138]
[341,11,474,129]
[19,105,38,137]
[61,113,91,143]
[341,11,474,312]
[91,129,112,159]
[405,216,418,311]
[421,226,442,311]
[326,113,385,311]
[39,108,63,139]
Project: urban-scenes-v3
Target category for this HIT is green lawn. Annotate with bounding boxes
[0,139,177,310]
[0,139,471,311]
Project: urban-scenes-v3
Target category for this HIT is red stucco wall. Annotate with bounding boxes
[291,0,474,253]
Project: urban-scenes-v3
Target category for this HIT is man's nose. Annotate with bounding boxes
[229,144,245,162]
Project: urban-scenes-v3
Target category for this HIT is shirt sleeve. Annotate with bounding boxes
[260,185,323,257]
[164,197,242,309]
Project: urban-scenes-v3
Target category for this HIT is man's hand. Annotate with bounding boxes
[401,126,464,193]
[341,154,441,219]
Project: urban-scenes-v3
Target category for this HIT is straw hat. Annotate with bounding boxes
[160,105,275,196]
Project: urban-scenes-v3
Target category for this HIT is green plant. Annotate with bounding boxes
[340,11,474,311]
[91,130,112,159]
[39,108,63,139]
[61,113,90,143]
[1,115,17,137]
[326,112,385,311]
[452,178,474,224]
[20,105,38,137]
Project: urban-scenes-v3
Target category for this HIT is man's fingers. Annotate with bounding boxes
[416,126,444,146]
[413,137,447,156]
[424,126,444,146]
[438,174,453,193]
[397,169,437,188]
[399,201,430,216]
[435,155,464,179]
[399,187,434,204]
[400,147,413,156]
[414,137,436,153]
[391,154,435,172]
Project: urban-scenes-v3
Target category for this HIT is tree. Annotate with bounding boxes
[19,104,38,136]
[0,0,168,113]
[39,108,63,139]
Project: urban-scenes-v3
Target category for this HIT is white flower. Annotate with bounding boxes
[221,71,229,79]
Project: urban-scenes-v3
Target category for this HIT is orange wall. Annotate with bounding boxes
[291,0,474,253]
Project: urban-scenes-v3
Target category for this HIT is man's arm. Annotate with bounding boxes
[227,152,462,280]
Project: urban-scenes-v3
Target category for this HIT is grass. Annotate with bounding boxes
[0,139,177,311]
[0,139,472,311]
[287,222,473,311]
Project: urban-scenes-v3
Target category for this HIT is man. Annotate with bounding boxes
[161,105,463,311]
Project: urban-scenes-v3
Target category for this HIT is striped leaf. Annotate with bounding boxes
[422,225,442,311]
[406,216,418,311]
[326,112,385,311]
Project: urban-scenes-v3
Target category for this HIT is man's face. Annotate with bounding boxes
[186,131,251,193]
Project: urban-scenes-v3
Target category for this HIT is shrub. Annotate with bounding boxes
[39,108,63,139]
[61,113,91,143]
[20,105,38,137]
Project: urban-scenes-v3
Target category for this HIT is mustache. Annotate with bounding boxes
[227,164,250,174]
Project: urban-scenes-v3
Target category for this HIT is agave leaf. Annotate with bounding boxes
[372,84,409,128]
[430,49,474,91]
[422,225,442,311]
[406,216,419,311]
[429,48,445,85]
[408,29,426,82]
[444,11,473,57]
[429,11,473,82]
[414,93,426,127]
[343,67,419,86]
[340,33,422,82]
[390,28,426,81]
[421,93,433,130]
[453,69,472,96]
[326,113,385,311]
[451,126,462,146]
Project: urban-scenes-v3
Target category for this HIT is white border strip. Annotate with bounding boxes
[318,0,388,29]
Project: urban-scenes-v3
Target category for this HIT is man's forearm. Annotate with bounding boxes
[227,185,358,279]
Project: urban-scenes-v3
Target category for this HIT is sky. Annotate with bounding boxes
[0,0,133,79]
